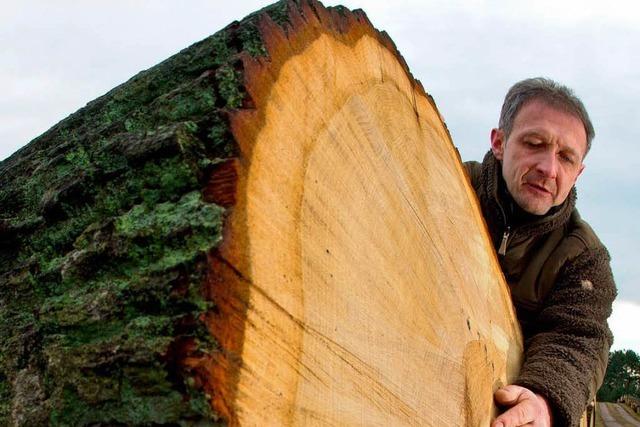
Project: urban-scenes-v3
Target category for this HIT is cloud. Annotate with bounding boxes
[609,300,640,354]
[1,1,638,336]
[0,1,269,160]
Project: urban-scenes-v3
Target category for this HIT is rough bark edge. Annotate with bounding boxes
[0,2,294,425]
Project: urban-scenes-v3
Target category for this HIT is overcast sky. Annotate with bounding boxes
[1,1,638,353]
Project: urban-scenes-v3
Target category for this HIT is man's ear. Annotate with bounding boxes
[490,128,505,160]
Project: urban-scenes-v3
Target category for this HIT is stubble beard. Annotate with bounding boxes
[507,179,554,216]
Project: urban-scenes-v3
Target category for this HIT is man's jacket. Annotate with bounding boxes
[464,152,617,426]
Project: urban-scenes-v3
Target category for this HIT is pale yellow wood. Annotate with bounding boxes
[211,22,524,425]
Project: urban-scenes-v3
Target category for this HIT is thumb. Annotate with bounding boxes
[494,385,525,406]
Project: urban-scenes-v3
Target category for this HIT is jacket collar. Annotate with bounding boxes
[478,151,576,240]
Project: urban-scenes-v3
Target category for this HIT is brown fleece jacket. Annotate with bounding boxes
[465,152,617,427]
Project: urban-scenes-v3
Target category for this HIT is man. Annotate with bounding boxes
[464,78,617,426]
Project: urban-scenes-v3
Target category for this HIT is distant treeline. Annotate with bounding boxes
[597,349,640,402]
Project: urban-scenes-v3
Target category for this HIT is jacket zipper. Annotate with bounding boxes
[495,197,511,256]
[498,226,511,256]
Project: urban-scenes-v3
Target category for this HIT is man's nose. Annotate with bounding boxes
[536,151,558,179]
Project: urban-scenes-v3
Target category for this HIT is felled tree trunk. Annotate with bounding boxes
[0,1,522,425]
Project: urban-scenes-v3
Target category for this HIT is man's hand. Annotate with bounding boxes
[491,385,552,427]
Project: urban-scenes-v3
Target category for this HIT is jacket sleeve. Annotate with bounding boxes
[514,246,617,426]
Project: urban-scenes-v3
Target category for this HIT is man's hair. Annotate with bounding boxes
[498,77,595,154]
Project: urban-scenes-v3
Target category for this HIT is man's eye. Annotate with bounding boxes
[559,153,574,164]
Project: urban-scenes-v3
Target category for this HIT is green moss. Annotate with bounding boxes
[113,380,184,424]
[0,1,310,424]
[32,186,224,421]
[48,387,91,426]
[56,321,128,347]
[117,191,218,238]
[26,154,202,273]
[207,116,236,157]
[75,373,120,404]
[114,190,223,272]
[43,192,222,304]
[48,361,214,426]
[64,146,90,170]
[238,23,268,57]
[141,160,199,205]
[124,315,174,338]
[164,85,216,121]
[0,374,10,421]
[49,383,190,426]
[4,143,222,423]
[265,1,293,26]
[215,65,244,108]
[102,99,128,127]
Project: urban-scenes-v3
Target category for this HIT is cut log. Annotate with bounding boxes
[0,1,522,425]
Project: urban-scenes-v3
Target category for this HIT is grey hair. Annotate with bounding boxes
[498,77,595,154]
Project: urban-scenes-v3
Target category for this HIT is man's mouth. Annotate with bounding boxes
[524,182,552,196]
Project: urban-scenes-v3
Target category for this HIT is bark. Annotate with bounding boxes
[0,1,522,425]
[0,3,287,425]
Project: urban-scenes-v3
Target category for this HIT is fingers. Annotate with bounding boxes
[494,385,529,406]
[492,401,535,427]
[491,386,551,427]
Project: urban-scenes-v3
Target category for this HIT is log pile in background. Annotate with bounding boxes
[0,1,522,425]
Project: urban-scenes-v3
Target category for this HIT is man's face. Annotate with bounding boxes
[491,99,587,215]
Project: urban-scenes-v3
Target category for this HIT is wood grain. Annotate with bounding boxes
[203,1,523,424]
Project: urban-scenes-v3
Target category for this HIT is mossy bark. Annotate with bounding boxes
[0,2,295,425]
